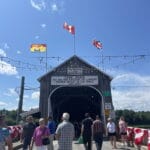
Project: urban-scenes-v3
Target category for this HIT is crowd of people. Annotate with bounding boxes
[0,112,129,150]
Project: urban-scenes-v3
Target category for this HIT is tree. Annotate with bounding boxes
[115,109,150,126]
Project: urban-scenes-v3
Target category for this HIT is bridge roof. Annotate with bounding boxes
[38,55,112,81]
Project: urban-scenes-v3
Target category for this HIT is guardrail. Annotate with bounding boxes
[7,125,22,142]
[7,125,150,149]
[127,127,150,149]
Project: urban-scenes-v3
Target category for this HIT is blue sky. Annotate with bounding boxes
[0,0,150,111]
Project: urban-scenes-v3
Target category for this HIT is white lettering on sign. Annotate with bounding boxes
[51,76,98,85]
[67,68,83,75]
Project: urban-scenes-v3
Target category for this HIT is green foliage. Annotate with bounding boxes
[115,109,150,126]
[1,109,150,127]
[0,109,17,126]
[5,118,16,126]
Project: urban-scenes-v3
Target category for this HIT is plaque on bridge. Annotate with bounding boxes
[51,75,98,85]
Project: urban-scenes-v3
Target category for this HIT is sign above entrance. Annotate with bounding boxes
[67,68,83,75]
[51,76,98,85]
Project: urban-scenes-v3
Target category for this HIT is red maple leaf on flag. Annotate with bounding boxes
[93,40,102,49]
[63,22,75,35]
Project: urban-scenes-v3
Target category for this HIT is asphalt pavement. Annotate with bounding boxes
[12,140,146,150]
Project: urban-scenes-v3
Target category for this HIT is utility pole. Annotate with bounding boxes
[16,76,25,124]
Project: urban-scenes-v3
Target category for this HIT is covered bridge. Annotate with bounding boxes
[38,55,114,124]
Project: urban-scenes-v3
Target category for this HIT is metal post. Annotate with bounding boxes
[16,76,25,124]
[46,46,48,72]
[73,34,76,54]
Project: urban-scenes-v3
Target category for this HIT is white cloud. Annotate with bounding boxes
[30,0,65,14]
[0,60,18,75]
[31,91,40,100]
[9,88,17,95]
[35,35,39,39]
[0,49,6,57]
[51,3,58,12]
[4,88,18,97]
[111,71,150,111]
[0,101,7,106]
[41,24,46,28]
[24,95,29,99]
[16,75,21,79]
[17,50,21,54]
[0,48,18,75]
[4,43,9,49]
[23,105,39,111]
[30,0,46,11]
[112,88,150,111]
[112,73,150,86]
[50,1,65,13]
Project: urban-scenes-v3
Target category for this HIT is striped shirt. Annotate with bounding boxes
[93,120,104,134]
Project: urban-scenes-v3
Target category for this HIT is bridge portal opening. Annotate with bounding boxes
[50,86,102,122]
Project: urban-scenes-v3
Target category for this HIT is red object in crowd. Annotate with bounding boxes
[134,128,144,145]
[8,125,22,139]
[134,128,148,145]
[127,127,134,141]
[148,130,150,150]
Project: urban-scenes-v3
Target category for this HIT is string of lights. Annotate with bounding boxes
[0,54,150,72]
[24,86,40,91]
[111,85,150,90]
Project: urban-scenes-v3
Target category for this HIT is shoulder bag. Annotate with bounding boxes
[42,127,50,145]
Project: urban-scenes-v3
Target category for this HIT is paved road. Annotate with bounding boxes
[14,140,144,150]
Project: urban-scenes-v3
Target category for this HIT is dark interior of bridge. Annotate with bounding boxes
[51,86,102,122]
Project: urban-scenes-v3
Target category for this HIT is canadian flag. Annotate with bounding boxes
[63,22,75,35]
[134,128,144,145]
[127,127,134,141]
[93,40,102,49]
[148,130,150,150]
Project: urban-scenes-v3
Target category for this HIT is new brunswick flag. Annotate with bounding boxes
[30,44,47,52]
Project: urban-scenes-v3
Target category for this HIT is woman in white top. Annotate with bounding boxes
[118,116,127,147]
[106,118,117,149]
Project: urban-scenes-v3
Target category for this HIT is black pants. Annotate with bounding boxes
[83,136,92,150]
[23,137,31,150]
[93,132,103,150]
[95,142,103,150]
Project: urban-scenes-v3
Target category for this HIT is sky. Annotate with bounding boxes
[0,0,150,111]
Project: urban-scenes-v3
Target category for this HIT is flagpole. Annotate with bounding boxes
[73,34,76,54]
[46,46,48,72]
[101,53,104,71]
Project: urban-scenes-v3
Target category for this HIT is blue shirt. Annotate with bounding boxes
[0,128,10,142]
[47,120,56,134]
